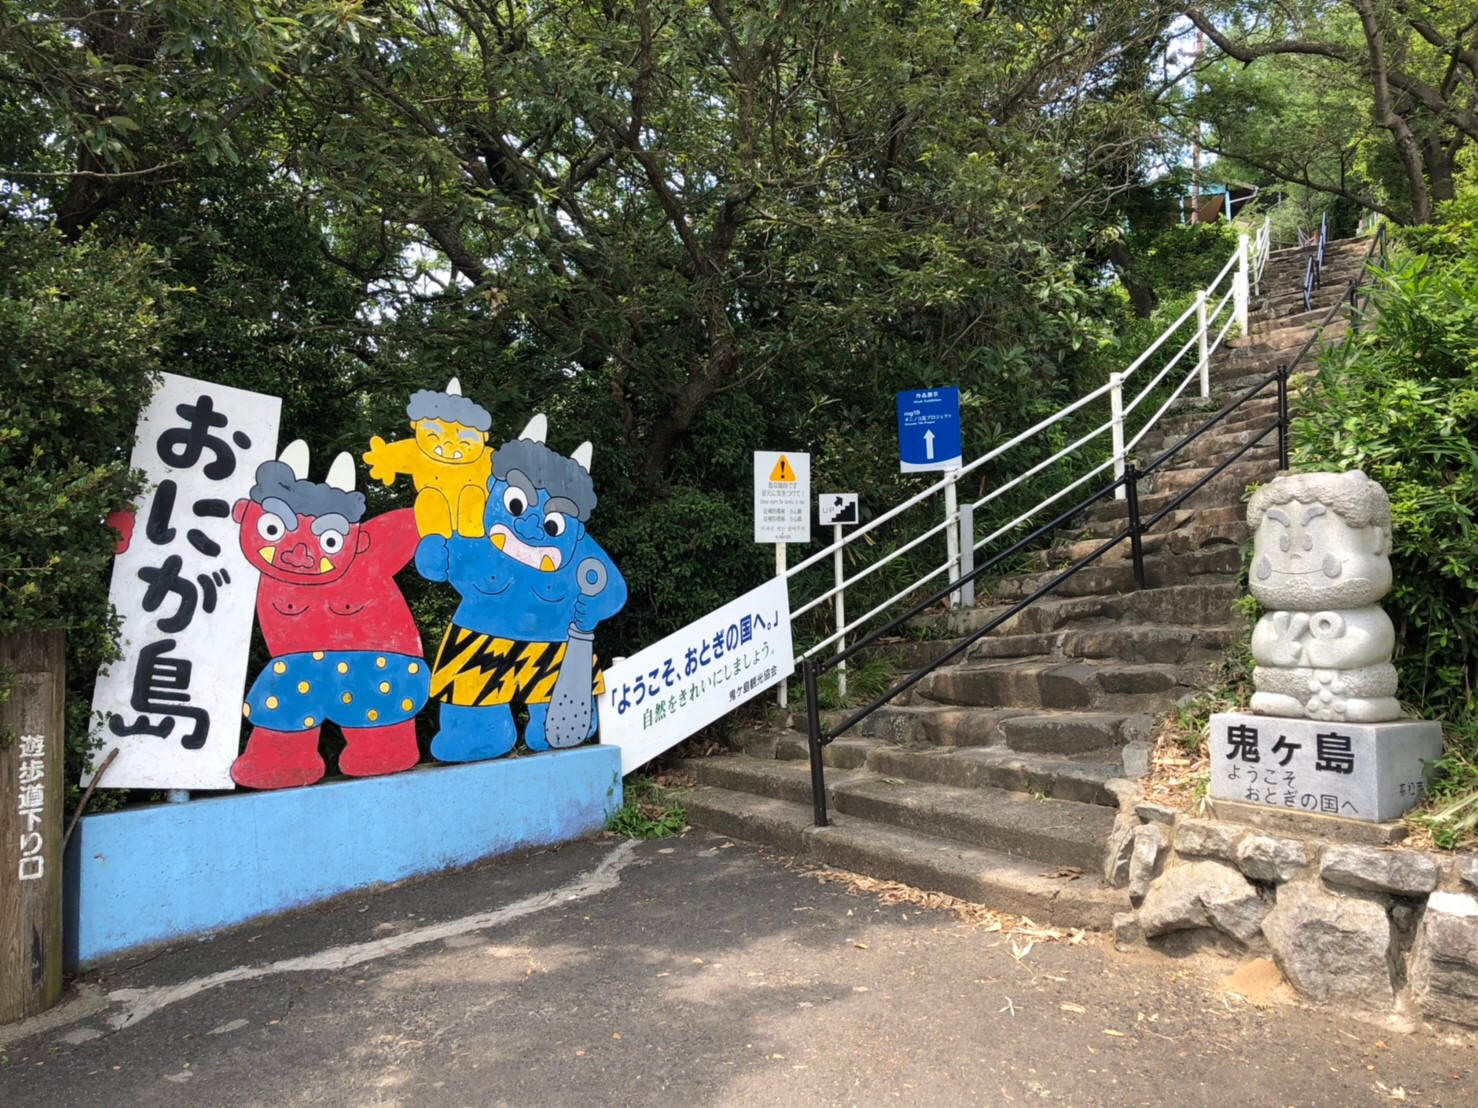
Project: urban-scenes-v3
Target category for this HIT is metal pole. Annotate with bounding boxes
[958,502,975,609]
[833,522,846,702]
[1276,364,1290,471]
[1124,463,1146,591]
[1196,289,1210,398]
[1110,371,1126,500]
[944,470,961,608]
[1234,233,1250,334]
[803,659,829,827]
[775,542,787,710]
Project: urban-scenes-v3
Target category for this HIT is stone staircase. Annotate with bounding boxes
[678,236,1373,929]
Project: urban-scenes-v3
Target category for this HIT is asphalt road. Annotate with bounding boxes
[1,832,1472,1107]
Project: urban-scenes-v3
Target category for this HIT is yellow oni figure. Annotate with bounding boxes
[364,378,493,538]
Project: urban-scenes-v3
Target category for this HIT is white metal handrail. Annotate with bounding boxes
[786,216,1272,675]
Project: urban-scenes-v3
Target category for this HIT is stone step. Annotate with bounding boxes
[967,620,1246,665]
[678,785,1128,928]
[1233,318,1347,354]
[1068,501,1243,535]
[1143,456,1280,496]
[867,743,1126,806]
[691,754,1120,871]
[911,657,1201,714]
[984,544,1242,599]
[964,580,1242,635]
[806,699,1157,757]
[1028,517,1250,568]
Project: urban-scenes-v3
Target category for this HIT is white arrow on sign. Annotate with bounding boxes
[924,429,935,460]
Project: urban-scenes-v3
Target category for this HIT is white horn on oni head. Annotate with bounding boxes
[279,439,310,480]
[325,452,356,493]
[519,413,548,443]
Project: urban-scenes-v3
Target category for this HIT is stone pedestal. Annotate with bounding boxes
[1209,711,1442,823]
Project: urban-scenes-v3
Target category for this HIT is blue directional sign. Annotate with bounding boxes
[896,387,962,473]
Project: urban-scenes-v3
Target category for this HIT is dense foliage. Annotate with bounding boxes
[1291,165,1478,843]
[3,1,1193,789]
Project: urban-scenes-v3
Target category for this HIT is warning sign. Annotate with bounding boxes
[754,450,810,543]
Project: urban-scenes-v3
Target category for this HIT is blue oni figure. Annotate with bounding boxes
[415,414,627,761]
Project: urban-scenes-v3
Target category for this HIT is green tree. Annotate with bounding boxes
[1178,1,1478,224]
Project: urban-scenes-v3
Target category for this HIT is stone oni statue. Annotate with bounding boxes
[1247,470,1400,723]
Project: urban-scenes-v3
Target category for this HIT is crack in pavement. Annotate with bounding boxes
[3,840,640,1046]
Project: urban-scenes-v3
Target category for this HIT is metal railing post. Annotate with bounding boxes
[958,502,975,609]
[803,658,828,827]
[1110,370,1126,500]
[1276,363,1291,471]
[1234,233,1250,334]
[1124,463,1146,591]
[1195,290,1210,397]
[944,469,961,608]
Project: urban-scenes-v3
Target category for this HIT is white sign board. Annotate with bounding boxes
[88,373,282,789]
[819,493,859,526]
[754,451,810,543]
[599,577,793,777]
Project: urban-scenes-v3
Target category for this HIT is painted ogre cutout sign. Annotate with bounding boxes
[91,374,626,791]
[364,377,493,539]
[89,373,281,790]
[416,414,628,762]
[231,443,428,788]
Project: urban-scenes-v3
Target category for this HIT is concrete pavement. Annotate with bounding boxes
[1,832,1473,1106]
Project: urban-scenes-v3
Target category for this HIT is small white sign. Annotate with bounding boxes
[599,577,793,777]
[819,493,859,526]
[754,450,810,543]
[88,373,282,789]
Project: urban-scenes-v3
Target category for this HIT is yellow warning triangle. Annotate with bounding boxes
[770,455,796,482]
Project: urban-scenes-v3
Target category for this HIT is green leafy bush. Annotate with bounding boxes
[0,228,168,781]
[1290,190,1478,845]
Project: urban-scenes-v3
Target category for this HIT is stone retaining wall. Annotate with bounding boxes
[1105,791,1478,1029]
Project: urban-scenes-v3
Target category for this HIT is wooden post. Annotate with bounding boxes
[1,629,65,1024]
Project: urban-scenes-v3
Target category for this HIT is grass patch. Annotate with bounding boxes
[607,775,688,840]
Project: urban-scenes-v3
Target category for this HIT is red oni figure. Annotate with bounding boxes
[230,441,428,788]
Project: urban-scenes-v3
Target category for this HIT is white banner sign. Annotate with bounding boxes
[88,373,282,789]
[599,577,793,777]
[754,450,810,543]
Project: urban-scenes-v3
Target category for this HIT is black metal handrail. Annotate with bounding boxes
[800,220,1390,827]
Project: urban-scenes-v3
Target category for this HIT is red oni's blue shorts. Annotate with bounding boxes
[244,650,430,732]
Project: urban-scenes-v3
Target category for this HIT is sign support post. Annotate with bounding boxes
[775,541,788,709]
[754,451,811,714]
[1,629,65,1023]
[832,523,847,701]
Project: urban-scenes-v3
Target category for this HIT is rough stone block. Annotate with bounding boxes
[1128,822,1167,904]
[1138,859,1265,946]
[1105,813,1138,888]
[1121,741,1152,779]
[1235,833,1312,884]
[1207,798,1407,846]
[1210,711,1442,822]
[1458,854,1478,894]
[1409,891,1478,1029]
[1174,818,1243,862]
[1113,911,1143,952]
[1321,844,1439,897]
[1262,883,1394,1003]
[1134,801,1178,826]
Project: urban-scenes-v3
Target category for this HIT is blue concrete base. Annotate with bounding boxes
[64,746,622,970]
